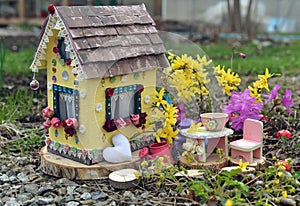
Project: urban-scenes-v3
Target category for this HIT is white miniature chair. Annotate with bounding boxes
[229,119,263,163]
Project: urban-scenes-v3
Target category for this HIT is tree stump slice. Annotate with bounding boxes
[179,153,227,170]
[40,146,141,180]
[108,168,138,189]
[230,157,266,170]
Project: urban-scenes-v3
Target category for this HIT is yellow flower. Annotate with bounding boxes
[277,171,283,177]
[152,88,167,107]
[187,121,203,133]
[133,171,141,179]
[237,159,249,171]
[141,160,148,167]
[289,187,295,194]
[225,199,233,206]
[282,190,288,198]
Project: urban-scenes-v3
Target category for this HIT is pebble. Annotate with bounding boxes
[80,192,92,200]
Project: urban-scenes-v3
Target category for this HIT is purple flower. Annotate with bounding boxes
[176,104,186,122]
[239,53,246,59]
[281,89,293,114]
[266,84,280,103]
[223,89,263,131]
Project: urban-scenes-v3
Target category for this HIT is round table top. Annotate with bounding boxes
[180,127,234,139]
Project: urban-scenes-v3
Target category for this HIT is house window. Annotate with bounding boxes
[106,84,142,120]
[53,84,79,121]
[57,37,69,61]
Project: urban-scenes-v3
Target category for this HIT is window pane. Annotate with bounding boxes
[59,93,75,119]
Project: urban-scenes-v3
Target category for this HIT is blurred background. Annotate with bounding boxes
[1,0,300,34]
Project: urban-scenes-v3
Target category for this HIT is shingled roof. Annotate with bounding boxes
[52,4,169,79]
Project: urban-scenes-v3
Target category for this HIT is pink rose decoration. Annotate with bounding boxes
[64,144,70,152]
[139,147,149,157]
[131,114,140,125]
[42,107,54,118]
[82,149,88,157]
[66,118,79,128]
[46,137,51,145]
[51,117,61,129]
[43,119,51,130]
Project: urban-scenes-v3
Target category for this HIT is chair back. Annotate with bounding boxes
[243,119,263,143]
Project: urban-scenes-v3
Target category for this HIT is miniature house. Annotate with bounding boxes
[30,4,169,165]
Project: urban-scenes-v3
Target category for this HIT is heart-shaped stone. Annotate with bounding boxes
[103,133,132,163]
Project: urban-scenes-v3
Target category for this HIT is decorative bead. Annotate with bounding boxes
[52,59,56,66]
[79,89,87,98]
[75,136,79,144]
[110,76,116,83]
[121,75,128,82]
[47,82,53,90]
[134,73,140,79]
[53,47,59,54]
[65,58,71,66]
[52,75,57,82]
[74,80,79,87]
[144,95,151,104]
[95,103,102,112]
[29,79,39,90]
[60,59,65,66]
[52,67,56,73]
[62,71,69,80]
[48,4,55,15]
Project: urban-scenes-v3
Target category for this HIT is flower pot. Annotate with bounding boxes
[148,142,174,164]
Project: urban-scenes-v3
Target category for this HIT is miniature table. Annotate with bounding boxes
[180,127,233,163]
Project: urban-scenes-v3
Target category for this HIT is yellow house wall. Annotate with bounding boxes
[46,29,157,150]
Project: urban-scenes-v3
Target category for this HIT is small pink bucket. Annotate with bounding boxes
[148,142,174,164]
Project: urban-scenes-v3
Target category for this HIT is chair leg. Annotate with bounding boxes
[253,147,262,159]
[231,149,253,163]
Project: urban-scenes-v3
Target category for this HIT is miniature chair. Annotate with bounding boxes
[229,119,263,163]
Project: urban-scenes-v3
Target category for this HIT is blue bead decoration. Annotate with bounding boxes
[75,136,79,144]
[55,129,58,137]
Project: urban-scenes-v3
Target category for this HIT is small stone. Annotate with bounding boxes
[58,187,67,196]
[17,172,29,183]
[142,201,153,206]
[80,199,96,205]
[56,178,77,186]
[37,185,55,195]
[123,191,135,199]
[65,195,74,202]
[16,193,33,202]
[80,192,91,200]
[37,196,54,205]
[66,201,80,206]
[110,201,117,206]
[94,201,109,206]
[91,191,107,200]
[67,185,77,195]
[1,165,7,173]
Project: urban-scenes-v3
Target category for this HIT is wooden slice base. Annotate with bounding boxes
[109,169,138,189]
[179,153,228,169]
[40,146,141,180]
[230,157,266,170]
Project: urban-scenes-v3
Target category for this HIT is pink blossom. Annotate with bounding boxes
[66,118,79,128]
[266,84,280,103]
[42,107,54,118]
[239,53,246,58]
[43,119,51,130]
[281,89,293,114]
[51,117,61,129]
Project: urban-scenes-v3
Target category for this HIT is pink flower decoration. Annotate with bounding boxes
[266,84,280,103]
[82,149,88,157]
[46,137,51,145]
[64,144,70,152]
[43,119,51,130]
[51,117,61,129]
[66,118,79,128]
[42,107,54,118]
[139,147,149,157]
[131,114,140,125]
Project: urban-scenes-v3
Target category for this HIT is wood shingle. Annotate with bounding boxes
[54,4,168,79]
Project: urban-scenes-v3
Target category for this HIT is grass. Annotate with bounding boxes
[200,40,300,75]
[3,47,35,75]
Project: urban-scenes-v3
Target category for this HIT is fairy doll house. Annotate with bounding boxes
[30,4,169,165]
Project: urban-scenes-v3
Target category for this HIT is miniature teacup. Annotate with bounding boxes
[200,113,229,131]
